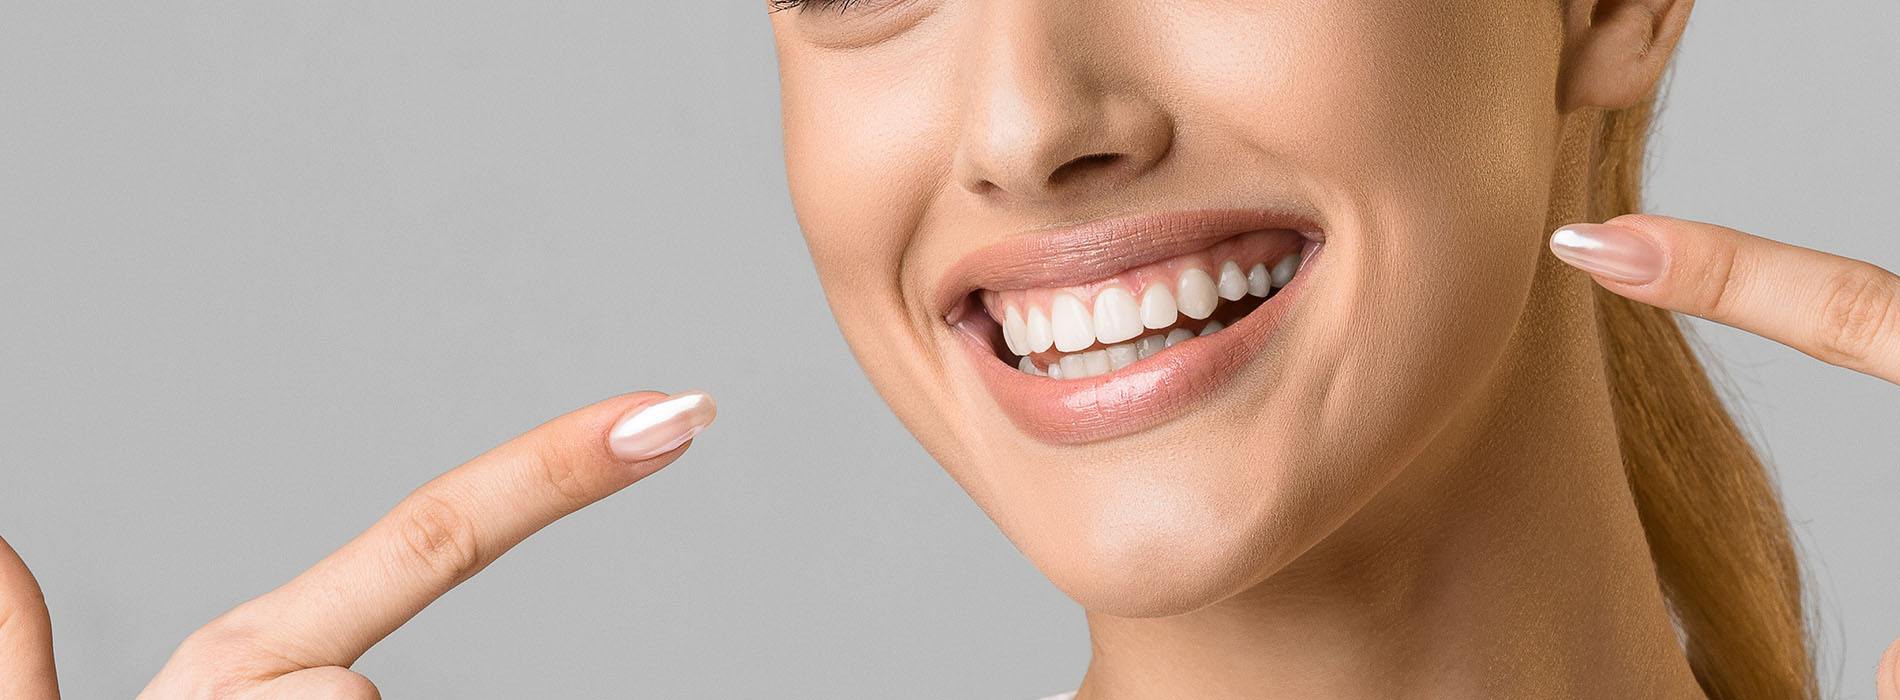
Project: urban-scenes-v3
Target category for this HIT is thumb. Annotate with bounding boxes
[1881,637,1900,700]
[0,535,59,700]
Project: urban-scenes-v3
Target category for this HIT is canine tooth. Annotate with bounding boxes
[1002,306,1028,355]
[1139,284,1178,329]
[1200,319,1225,336]
[1247,263,1271,297]
[1082,349,1111,376]
[1136,334,1166,359]
[1271,254,1298,287]
[1025,305,1054,353]
[1176,268,1218,320]
[1018,355,1035,373]
[1051,294,1094,352]
[1092,287,1143,344]
[1165,328,1194,346]
[1106,343,1138,370]
[1059,353,1089,379]
[1217,261,1248,301]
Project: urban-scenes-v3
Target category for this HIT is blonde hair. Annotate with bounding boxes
[1590,99,1818,699]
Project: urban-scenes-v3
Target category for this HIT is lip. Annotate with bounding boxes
[938,208,1324,444]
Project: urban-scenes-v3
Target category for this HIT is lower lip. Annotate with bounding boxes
[952,242,1319,445]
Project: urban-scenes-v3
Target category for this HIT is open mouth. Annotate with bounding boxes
[967,230,1303,380]
[936,208,1321,444]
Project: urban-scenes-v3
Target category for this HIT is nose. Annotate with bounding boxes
[951,3,1173,204]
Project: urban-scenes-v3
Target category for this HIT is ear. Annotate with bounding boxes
[1559,0,1694,111]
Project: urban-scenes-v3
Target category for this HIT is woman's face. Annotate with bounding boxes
[772,1,1570,616]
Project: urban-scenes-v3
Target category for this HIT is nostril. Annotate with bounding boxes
[1047,152,1125,189]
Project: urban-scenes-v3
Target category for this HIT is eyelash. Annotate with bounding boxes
[770,0,866,12]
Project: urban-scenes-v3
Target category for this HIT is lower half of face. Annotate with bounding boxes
[776,0,1571,617]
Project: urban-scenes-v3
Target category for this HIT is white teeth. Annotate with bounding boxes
[1106,342,1138,370]
[1139,284,1178,330]
[1018,355,1036,373]
[1051,294,1094,352]
[1059,353,1088,379]
[1046,359,1064,379]
[1002,306,1028,356]
[1271,254,1298,288]
[1092,287,1143,345]
[1247,263,1271,297]
[1025,305,1054,353]
[1082,349,1110,376]
[1165,328,1194,346]
[1136,334,1166,359]
[1199,319,1225,336]
[1217,260,1248,301]
[1176,268,1218,320]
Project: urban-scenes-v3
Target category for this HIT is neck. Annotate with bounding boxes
[1073,245,1707,699]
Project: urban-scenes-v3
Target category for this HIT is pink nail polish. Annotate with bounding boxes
[1549,223,1664,284]
[609,392,717,461]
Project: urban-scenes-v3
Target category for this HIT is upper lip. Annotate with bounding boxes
[932,208,1324,323]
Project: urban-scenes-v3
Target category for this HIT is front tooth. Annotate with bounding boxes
[1247,263,1271,297]
[1025,305,1054,353]
[1106,342,1138,370]
[1092,287,1143,344]
[1051,294,1094,352]
[1199,319,1225,336]
[1058,353,1089,379]
[1165,328,1194,346]
[1217,261,1248,301]
[1046,359,1065,379]
[1002,306,1028,355]
[1136,334,1166,359]
[1176,268,1218,320]
[1139,284,1178,329]
[1271,254,1298,288]
[1082,349,1111,376]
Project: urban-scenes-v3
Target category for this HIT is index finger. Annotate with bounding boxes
[201,390,716,671]
[1550,214,1900,384]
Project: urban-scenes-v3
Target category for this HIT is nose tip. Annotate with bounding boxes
[955,99,1173,203]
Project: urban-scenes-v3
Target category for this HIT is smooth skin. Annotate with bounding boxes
[0,233,1892,698]
[3,6,1899,700]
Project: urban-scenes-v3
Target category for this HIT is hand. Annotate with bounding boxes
[1547,214,1900,697]
[0,390,716,699]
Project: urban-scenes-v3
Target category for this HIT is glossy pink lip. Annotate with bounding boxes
[938,208,1324,444]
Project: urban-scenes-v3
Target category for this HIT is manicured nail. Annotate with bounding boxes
[609,391,717,461]
[1549,223,1664,284]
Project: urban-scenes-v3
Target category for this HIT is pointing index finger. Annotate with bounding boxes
[1550,214,1900,384]
[207,391,716,671]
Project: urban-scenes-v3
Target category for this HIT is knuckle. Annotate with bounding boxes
[1814,264,1900,367]
[1680,238,1746,321]
[528,442,597,513]
[166,622,276,697]
[392,490,483,589]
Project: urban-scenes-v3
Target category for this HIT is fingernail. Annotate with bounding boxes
[608,391,717,462]
[1549,223,1664,284]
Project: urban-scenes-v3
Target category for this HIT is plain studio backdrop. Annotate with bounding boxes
[1,3,1895,698]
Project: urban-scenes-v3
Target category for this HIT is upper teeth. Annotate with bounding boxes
[989,249,1304,380]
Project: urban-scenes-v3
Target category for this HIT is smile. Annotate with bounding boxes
[939,209,1322,444]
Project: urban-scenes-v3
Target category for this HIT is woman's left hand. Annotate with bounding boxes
[1547,213,1900,698]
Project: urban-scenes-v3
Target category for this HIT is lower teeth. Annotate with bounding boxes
[1019,324,1211,380]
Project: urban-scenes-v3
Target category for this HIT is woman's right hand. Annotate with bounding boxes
[1,389,715,699]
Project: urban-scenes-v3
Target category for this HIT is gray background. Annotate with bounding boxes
[0,2,1893,698]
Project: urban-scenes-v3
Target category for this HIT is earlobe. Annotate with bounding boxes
[1559,0,1694,112]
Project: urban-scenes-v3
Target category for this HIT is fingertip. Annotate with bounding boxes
[607,390,718,463]
[1548,222,1665,285]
